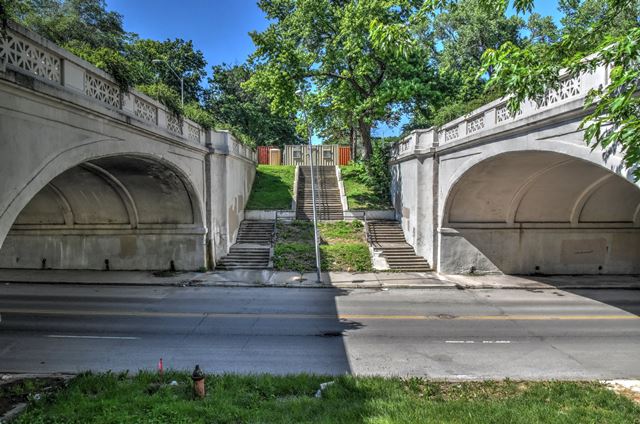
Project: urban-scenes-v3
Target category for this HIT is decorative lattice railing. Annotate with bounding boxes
[391,66,609,159]
[0,21,256,162]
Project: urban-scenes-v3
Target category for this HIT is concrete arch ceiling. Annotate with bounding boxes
[13,156,196,228]
[0,155,206,271]
[446,151,640,227]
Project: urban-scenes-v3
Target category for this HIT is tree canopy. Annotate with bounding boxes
[477,0,640,177]
[2,0,298,145]
[246,0,440,159]
[3,0,639,172]
[205,64,301,147]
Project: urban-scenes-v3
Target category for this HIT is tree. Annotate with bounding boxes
[402,0,557,131]
[434,0,525,74]
[126,37,207,104]
[5,0,218,129]
[247,0,438,159]
[205,64,300,147]
[10,0,126,50]
[479,0,640,178]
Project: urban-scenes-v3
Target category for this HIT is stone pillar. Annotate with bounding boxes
[205,150,229,268]
[412,154,437,267]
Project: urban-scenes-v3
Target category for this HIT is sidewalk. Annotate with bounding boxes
[0,269,454,289]
[0,269,638,289]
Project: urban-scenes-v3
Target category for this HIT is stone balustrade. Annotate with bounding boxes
[0,21,256,163]
[209,130,258,163]
[391,64,610,160]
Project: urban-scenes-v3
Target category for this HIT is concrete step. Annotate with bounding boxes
[216,219,275,270]
[366,220,431,271]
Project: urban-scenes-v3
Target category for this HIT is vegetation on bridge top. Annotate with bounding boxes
[4,1,638,173]
[12,372,640,423]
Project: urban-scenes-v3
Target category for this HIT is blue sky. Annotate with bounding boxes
[108,0,562,139]
[109,0,267,69]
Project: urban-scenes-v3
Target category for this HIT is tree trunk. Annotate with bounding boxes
[358,118,372,160]
[349,126,355,161]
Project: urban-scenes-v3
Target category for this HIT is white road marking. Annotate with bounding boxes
[445,340,512,344]
[46,335,139,340]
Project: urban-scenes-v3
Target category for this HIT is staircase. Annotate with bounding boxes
[366,221,431,271]
[216,220,275,270]
[296,166,344,220]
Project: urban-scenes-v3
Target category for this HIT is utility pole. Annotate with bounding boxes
[152,59,184,107]
[296,88,322,283]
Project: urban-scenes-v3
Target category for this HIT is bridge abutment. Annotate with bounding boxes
[0,23,257,271]
[391,69,640,275]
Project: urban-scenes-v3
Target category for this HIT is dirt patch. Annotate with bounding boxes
[0,376,67,416]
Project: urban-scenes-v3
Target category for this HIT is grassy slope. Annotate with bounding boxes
[341,164,391,210]
[274,220,372,272]
[246,165,295,210]
[16,372,640,424]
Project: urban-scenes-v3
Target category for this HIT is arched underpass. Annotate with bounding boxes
[0,155,206,271]
[440,151,640,274]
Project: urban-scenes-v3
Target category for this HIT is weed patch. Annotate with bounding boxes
[274,221,371,272]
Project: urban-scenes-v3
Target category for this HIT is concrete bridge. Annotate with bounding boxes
[0,22,256,271]
[391,65,640,275]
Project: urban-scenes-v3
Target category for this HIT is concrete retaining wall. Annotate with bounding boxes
[0,231,205,271]
[389,63,640,275]
[440,228,640,275]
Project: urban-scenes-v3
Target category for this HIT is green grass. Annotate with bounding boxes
[273,242,372,272]
[274,221,371,272]
[321,243,372,272]
[341,164,391,210]
[246,165,295,210]
[318,220,365,243]
[14,372,640,424]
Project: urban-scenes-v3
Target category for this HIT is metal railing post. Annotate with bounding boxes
[308,141,322,283]
[297,88,322,283]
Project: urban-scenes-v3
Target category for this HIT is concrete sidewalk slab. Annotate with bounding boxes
[0,269,204,286]
[443,274,640,290]
[0,269,638,290]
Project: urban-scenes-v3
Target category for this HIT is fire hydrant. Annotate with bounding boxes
[191,364,205,399]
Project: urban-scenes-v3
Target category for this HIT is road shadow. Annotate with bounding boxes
[0,284,363,375]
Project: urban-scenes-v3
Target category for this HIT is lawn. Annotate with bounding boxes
[13,372,640,424]
[246,165,295,210]
[341,164,391,210]
[273,220,372,272]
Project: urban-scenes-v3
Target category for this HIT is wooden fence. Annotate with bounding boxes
[258,145,352,166]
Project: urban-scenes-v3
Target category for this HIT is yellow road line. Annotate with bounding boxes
[0,308,638,321]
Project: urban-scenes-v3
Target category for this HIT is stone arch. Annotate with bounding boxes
[439,150,640,275]
[0,141,206,271]
[0,138,206,248]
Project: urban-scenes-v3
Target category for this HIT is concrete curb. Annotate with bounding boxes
[2,279,638,290]
[1,270,639,290]
[0,279,457,290]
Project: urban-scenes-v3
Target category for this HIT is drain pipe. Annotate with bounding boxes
[297,88,322,283]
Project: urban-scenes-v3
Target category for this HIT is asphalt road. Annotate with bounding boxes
[0,283,639,379]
